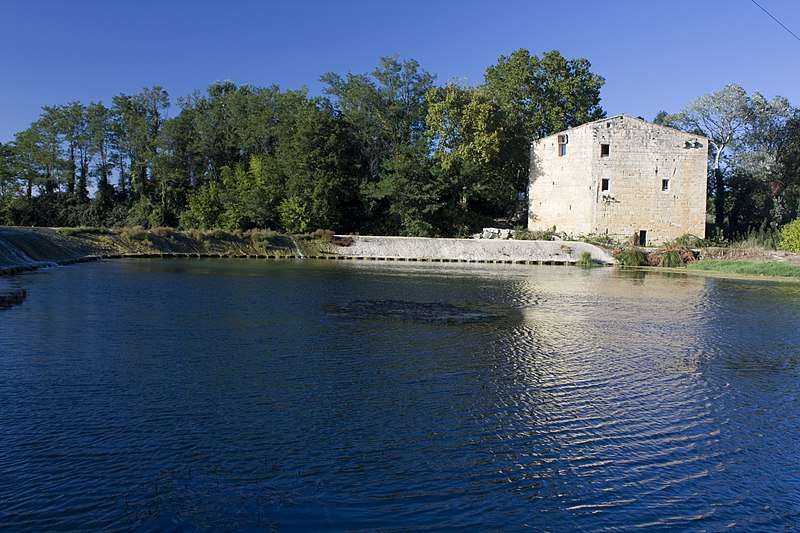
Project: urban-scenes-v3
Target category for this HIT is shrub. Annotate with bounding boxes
[247,229,279,245]
[582,234,618,247]
[514,227,556,241]
[576,251,595,268]
[151,226,175,239]
[56,226,107,237]
[647,241,697,267]
[203,229,233,240]
[779,219,800,252]
[613,247,647,266]
[672,234,706,248]
[313,229,336,242]
[120,226,149,242]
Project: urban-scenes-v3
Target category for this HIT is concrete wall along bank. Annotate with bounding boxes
[314,236,614,265]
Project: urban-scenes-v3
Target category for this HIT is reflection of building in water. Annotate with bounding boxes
[529,116,708,246]
[510,268,711,380]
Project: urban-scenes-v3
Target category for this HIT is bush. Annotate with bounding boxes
[613,247,647,266]
[672,234,707,248]
[56,226,108,237]
[650,242,695,267]
[780,219,800,252]
[151,226,175,239]
[247,229,279,245]
[582,234,618,247]
[314,229,336,242]
[514,227,556,241]
[576,251,595,268]
[120,226,149,242]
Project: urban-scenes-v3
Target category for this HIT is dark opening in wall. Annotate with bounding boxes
[662,179,670,191]
[638,230,647,246]
[558,134,568,156]
[600,144,610,157]
[601,178,610,191]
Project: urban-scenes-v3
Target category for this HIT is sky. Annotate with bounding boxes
[1,0,799,143]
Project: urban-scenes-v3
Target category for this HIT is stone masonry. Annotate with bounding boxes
[528,115,708,246]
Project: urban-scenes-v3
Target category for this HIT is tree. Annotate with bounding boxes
[426,83,526,215]
[321,55,436,180]
[667,84,751,231]
[112,87,169,201]
[483,49,605,140]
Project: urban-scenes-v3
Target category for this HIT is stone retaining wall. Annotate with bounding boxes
[319,235,615,265]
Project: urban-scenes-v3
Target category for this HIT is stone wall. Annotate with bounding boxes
[325,235,615,264]
[529,115,707,245]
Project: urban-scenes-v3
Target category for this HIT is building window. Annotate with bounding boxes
[661,179,670,191]
[600,144,610,157]
[601,178,610,191]
[558,134,568,156]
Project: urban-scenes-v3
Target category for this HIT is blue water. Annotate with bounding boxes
[1,259,799,531]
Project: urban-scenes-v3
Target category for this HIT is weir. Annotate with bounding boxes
[0,228,85,270]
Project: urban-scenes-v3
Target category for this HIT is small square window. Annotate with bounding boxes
[661,179,670,191]
[601,178,610,191]
[600,144,610,157]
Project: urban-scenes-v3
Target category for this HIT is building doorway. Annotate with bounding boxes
[638,230,647,247]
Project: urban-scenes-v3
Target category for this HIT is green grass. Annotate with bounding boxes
[687,260,800,278]
[56,226,108,237]
[576,251,595,268]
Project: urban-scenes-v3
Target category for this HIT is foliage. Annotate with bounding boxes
[14,52,798,246]
[151,226,175,239]
[513,227,556,241]
[667,85,800,237]
[779,218,800,252]
[278,196,311,234]
[613,247,647,267]
[119,226,149,242]
[483,49,605,140]
[576,252,594,268]
[671,234,707,248]
[56,226,108,237]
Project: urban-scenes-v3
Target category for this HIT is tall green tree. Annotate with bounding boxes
[321,56,436,179]
[426,83,525,215]
[483,49,605,140]
[112,87,169,201]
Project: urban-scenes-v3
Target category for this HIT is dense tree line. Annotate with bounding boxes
[4,50,798,241]
[0,50,605,236]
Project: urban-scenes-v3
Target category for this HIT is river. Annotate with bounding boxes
[1,259,799,531]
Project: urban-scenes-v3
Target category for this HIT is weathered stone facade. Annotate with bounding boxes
[528,115,707,246]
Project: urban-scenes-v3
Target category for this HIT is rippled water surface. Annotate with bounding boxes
[1,259,800,531]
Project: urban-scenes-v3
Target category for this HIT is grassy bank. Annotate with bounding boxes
[687,260,800,278]
[0,226,336,272]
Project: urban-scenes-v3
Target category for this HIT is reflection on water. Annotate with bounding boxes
[1,259,799,531]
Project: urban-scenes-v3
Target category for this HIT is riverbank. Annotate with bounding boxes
[0,227,616,272]
[0,227,615,306]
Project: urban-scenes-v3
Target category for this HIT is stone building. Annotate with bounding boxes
[528,115,707,246]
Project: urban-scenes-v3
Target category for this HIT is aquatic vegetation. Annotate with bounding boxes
[576,251,595,268]
[335,300,494,324]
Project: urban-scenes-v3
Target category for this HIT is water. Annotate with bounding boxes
[1,259,799,531]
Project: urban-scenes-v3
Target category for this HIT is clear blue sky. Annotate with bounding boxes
[2,0,799,143]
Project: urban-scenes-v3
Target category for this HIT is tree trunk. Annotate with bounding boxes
[714,167,725,233]
[68,144,76,195]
